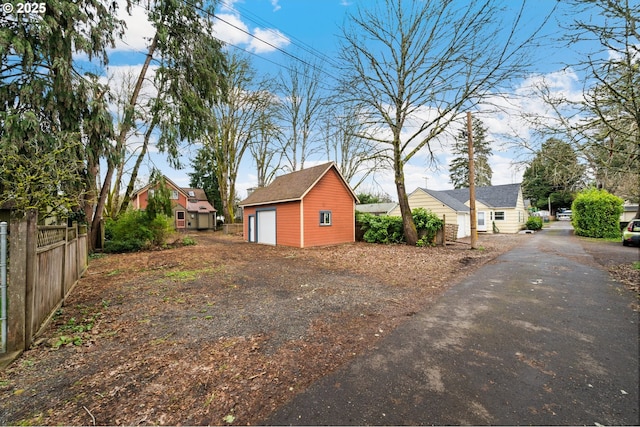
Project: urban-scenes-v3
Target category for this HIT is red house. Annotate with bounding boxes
[239,162,358,247]
[130,176,217,231]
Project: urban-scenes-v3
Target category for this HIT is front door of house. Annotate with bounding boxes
[477,211,487,232]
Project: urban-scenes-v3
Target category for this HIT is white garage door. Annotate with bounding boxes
[257,210,276,245]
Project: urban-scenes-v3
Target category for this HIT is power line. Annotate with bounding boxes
[189,0,340,82]
[119,0,342,91]
[217,0,341,69]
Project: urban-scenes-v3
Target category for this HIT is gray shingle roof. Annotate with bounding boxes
[441,183,522,208]
[356,203,397,215]
[420,189,470,212]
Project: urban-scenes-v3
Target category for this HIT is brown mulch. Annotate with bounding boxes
[0,233,545,425]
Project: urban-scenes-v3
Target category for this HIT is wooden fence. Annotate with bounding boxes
[222,223,243,235]
[6,211,88,353]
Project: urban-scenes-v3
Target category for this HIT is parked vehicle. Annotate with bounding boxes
[622,219,640,246]
[557,210,572,221]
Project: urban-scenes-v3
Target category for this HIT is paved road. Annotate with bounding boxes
[264,223,639,425]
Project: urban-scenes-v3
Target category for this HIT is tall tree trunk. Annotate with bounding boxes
[90,34,158,250]
[110,146,126,218]
[395,159,417,246]
[118,117,158,218]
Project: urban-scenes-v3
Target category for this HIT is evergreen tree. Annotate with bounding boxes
[146,170,173,220]
[522,138,585,211]
[449,118,493,189]
[189,149,223,214]
[0,0,123,219]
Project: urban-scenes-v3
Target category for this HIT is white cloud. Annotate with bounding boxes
[249,28,290,53]
[112,0,155,53]
[271,0,281,12]
[213,13,252,46]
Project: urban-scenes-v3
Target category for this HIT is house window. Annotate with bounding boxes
[177,211,185,220]
[494,211,505,221]
[320,211,332,226]
[171,190,179,200]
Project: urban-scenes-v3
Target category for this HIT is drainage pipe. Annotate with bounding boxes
[1,221,7,353]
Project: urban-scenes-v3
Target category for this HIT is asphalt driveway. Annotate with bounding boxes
[264,222,640,425]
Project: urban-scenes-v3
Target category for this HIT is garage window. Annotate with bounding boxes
[320,211,332,226]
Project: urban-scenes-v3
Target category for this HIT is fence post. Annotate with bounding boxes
[1,221,7,353]
[7,211,37,352]
[443,214,447,246]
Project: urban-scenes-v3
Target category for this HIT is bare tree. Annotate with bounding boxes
[338,0,554,245]
[571,0,640,215]
[275,58,324,172]
[249,93,282,188]
[515,0,639,216]
[204,53,273,222]
[321,103,386,191]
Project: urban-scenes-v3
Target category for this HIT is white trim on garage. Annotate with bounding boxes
[256,209,276,246]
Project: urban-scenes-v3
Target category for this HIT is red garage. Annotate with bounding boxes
[239,162,358,248]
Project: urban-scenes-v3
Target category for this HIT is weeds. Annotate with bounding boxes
[52,307,103,349]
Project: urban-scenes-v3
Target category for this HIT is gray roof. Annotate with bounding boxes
[442,183,522,208]
[356,203,397,214]
[420,189,470,212]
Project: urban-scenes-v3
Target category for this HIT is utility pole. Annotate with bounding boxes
[467,112,478,249]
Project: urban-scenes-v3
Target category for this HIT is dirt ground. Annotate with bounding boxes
[0,231,635,425]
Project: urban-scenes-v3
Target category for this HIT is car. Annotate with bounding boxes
[557,210,572,221]
[622,219,640,246]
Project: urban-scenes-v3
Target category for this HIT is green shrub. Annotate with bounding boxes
[412,208,443,247]
[182,236,197,246]
[357,212,405,244]
[571,188,623,239]
[525,216,543,231]
[104,209,174,253]
[355,208,443,246]
[148,213,174,246]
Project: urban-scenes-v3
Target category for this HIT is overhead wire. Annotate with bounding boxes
[188,0,341,84]
[216,0,342,70]
[115,0,343,92]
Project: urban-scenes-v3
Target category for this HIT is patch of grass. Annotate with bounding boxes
[163,266,222,282]
[149,333,173,346]
[633,261,640,270]
[579,235,621,243]
[182,236,197,246]
[106,269,122,276]
[15,413,44,426]
[20,359,34,368]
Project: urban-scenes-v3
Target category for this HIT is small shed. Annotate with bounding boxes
[239,162,358,247]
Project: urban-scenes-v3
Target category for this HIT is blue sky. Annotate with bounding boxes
[104,0,593,201]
